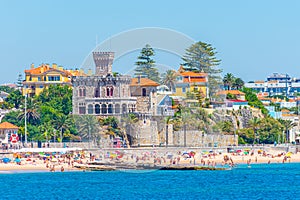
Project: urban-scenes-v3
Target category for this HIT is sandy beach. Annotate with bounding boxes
[0,148,300,172]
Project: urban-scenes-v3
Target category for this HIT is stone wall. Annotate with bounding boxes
[136,97,150,113]
[173,130,238,147]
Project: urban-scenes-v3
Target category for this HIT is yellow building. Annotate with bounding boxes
[23,63,86,97]
[173,66,209,99]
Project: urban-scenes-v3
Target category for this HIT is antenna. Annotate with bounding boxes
[96,35,98,49]
[109,35,112,51]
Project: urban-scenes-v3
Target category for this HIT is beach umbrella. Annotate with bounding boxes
[15,158,21,163]
[2,158,11,163]
[286,152,292,158]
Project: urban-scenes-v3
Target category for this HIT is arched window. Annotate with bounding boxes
[108,104,113,114]
[95,88,100,98]
[110,87,114,96]
[95,104,100,114]
[106,88,110,97]
[88,104,93,114]
[122,104,127,113]
[79,103,86,114]
[79,87,86,97]
[115,104,120,114]
[102,104,107,114]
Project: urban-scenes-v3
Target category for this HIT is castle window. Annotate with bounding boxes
[122,104,127,113]
[38,77,41,81]
[88,104,93,114]
[95,104,100,114]
[106,87,113,97]
[95,88,100,98]
[102,104,107,114]
[115,104,120,114]
[79,103,86,114]
[108,104,113,114]
[79,87,86,97]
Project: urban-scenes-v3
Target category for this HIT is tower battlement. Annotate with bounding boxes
[93,52,115,76]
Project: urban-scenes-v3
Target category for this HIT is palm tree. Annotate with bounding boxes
[223,73,235,90]
[73,115,101,148]
[52,113,74,146]
[278,119,298,143]
[248,117,261,144]
[18,97,40,125]
[233,78,245,90]
[162,70,177,92]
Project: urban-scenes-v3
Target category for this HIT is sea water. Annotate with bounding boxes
[1,163,300,200]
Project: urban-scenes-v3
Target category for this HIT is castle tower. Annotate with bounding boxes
[93,52,115,76]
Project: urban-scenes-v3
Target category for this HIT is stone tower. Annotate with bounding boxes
[93,52,115,76]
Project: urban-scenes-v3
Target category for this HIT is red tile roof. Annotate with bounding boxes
[130,78,159,87]
[0,122,19,129]
[217,90,245,95]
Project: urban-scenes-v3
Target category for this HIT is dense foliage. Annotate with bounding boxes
[134,44,160,83]
[182,41,222,97]
[2,85,78,142]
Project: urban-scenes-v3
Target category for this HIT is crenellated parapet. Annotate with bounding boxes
[93,52,114,76]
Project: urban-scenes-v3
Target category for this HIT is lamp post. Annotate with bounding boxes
[24,91,28,146]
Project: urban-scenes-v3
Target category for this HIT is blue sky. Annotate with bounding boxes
[1,0,300,84]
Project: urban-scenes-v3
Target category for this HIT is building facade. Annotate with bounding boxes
[23,63,86,97]
[72,52,136,115]
[245,73,300,97]
[173,66,209,99]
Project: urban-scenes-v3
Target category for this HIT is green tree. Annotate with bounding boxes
[223,73,235,90]
[278,119,297,143]
[162,70,177,92]
[248,117,261,144]
[134,44,160,83]
[74,115,101,148]
[5,90,23,109]
[182,41,222,97]
[233,78,245,90]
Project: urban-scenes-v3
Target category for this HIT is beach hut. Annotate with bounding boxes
[0,122,19,145]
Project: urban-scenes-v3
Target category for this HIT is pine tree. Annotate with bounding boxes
[182,41,222,97]
[16,73,23,91]
[134,44,160,83]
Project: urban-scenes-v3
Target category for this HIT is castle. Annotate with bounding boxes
[72,52,137,115]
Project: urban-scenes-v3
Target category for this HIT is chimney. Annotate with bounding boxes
[52,63,57,69]
[30,63,34,69]
[138,75,141,84]
[79,68,84,74]
[88,69,93,76]
[58,66,63,71]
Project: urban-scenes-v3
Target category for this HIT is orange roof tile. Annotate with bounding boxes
[254,80,265,83]
[25,64,77,77]
[25,65,51,75]
[183,77,207,83]
[217,90,245,95]
[180,71,208,77]
[130,78,160,87]
[281,109,290,113]
[0,122,19,129]
[268,80,278,83]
